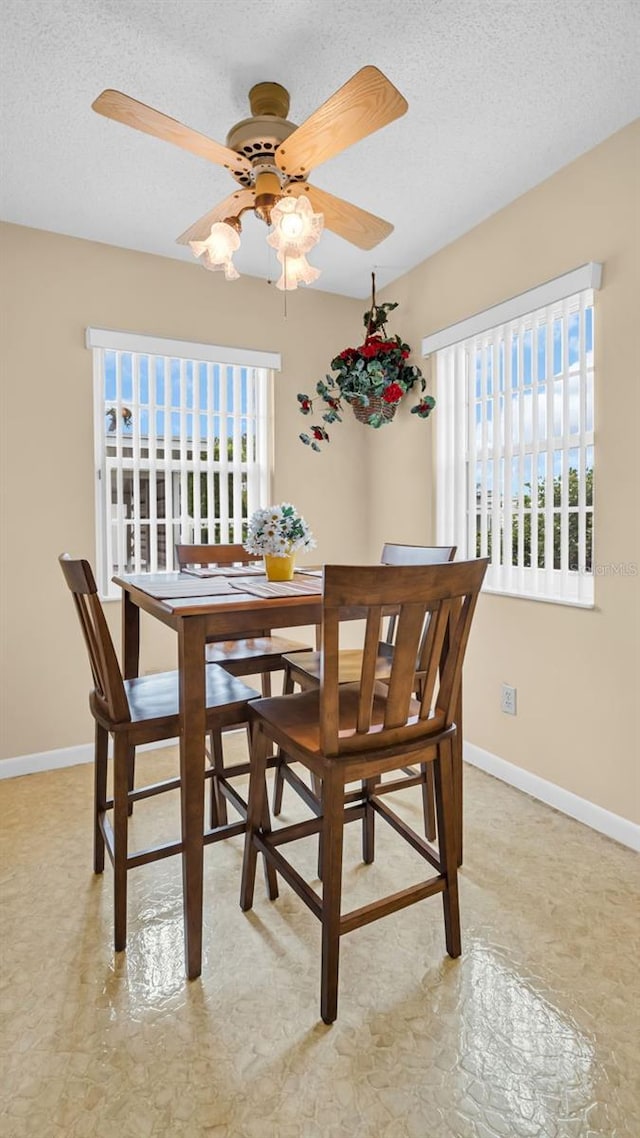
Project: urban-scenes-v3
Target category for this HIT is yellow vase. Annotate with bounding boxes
[264,553,295,581]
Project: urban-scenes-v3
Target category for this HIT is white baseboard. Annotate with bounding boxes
[0,729,249,782]
[464,741,640,852]
[3,736,638,853]
[0,738,179,781]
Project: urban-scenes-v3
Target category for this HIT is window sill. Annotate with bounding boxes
[481,585,595,610]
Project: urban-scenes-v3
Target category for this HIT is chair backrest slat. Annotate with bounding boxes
[383,603,427,728]
[438,593,478,723]
[321,560,488,756]
[357,607,384,733]
[319,609,340,754]
[59,555,130,724]
[175,543,262,569]
[73,593,105,694]
[418,600,450,718]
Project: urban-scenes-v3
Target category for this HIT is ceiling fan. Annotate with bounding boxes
[92,66,408,287]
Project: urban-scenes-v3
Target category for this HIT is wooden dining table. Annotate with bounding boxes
[113,567,464,981]
[113,568,324,979]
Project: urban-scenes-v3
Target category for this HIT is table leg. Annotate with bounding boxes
[178,615,207,980]
[453,685,463,868]
[122,589,140,679]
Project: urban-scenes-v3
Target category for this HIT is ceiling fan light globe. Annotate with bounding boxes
[199,249,240,280]
[268,195,324,259]
[204,220,241,258]
[189,221,241,279]
[280,212,304,239]
[275,251,321,291]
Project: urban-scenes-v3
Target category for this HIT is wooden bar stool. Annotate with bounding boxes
[240,558,487,1023]
[272,544,456,842]
[59,553,274,952]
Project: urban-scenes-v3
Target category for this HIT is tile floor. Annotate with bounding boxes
[1,739,638,1138]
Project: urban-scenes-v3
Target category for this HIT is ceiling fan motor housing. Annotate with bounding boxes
[226,83,307,189]
[248,81,290,118]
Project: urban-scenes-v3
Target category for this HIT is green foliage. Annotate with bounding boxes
[186,435,249,521]
[476,466,594,571]
[362,300,398,333]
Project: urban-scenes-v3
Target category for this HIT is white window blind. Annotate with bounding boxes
[88,330,277,599]
[435,289,595,606]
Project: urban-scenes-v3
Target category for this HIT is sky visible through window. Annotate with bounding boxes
[473,308,593,495]
[474,309,593,395]
[104,354,253,442]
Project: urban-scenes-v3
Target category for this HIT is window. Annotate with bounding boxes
[426,266,600,606]
[87,329,279,598]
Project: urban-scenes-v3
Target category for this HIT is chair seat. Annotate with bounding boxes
[206,635,309,666]
[283,643,394,685]
[250,682,444,757]
[122,665,259,724]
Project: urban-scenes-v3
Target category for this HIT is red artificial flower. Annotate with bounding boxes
[382,383,404,404]
[312,427,325,440]
[401,350,410,359]
[338,347,357,361]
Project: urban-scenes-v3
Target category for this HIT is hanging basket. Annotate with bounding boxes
[350,396,397,425]
[297,272,434,451]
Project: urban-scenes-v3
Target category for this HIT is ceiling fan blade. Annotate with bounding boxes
[286,183,393,250]
[176,190,256,244]
[275,66,407,178]
[92,90,252,176]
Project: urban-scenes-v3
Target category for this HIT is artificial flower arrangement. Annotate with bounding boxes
[297,276,435,452]
[243,503,316,558]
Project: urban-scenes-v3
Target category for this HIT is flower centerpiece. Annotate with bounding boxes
[244,502,316,581]
[298,273,435,452]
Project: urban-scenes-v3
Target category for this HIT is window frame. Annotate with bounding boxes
[424,268,601,608]
[87,328,280,599]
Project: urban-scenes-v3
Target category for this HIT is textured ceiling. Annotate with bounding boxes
[1,0,638,298]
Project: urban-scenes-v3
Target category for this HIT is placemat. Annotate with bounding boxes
[182,565,265,578]
[229,576,324,598]
[137,577,236,598]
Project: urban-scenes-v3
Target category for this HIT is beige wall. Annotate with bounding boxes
[371,120,640,823]
[2,121,638,827]
[0,225,364,758]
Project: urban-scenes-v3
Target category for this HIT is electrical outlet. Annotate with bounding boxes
[501,683,517,716]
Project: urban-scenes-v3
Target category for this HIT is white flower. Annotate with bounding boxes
[243,502,316,556]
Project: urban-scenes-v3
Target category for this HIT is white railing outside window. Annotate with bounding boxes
[87,329,278,598]
[429,275,597,607]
